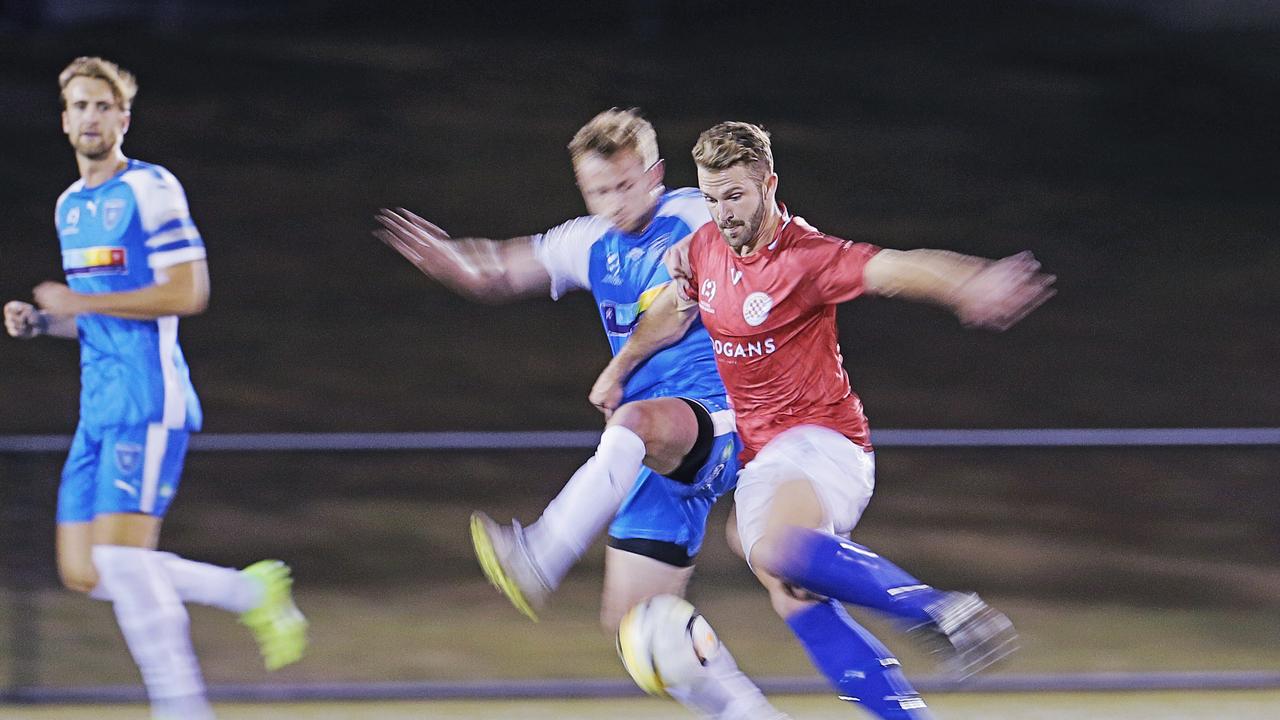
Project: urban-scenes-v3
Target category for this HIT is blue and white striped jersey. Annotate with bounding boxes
[533,187,725,403]
[55,159,205,430]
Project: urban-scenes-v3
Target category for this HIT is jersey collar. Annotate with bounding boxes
[737,202,792,263]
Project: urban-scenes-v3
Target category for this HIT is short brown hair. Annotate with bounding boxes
[59,56,137,111]
[692,121,773,179]
[568,108,659,168]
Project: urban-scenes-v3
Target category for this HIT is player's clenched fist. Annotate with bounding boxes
[4,300,44,339]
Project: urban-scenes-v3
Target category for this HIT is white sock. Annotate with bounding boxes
[159,553,263,613]
[91,545,210,711]
[668,645,786,720]
[525,425,647,587]
[89,553,263,614]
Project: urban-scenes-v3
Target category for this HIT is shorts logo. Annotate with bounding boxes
[742,292,773,327]
[114,442,143,475]
[102,198,127,231]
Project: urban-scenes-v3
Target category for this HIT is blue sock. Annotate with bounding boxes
[774,529,943,623]
[786,600,934,719]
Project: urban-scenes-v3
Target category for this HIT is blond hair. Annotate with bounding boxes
[59,56,137,111]
[692,121,773,180]
[568,108,659,168]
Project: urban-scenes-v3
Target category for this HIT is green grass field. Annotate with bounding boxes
[5,691,1280,719]
[6,579,1280,688]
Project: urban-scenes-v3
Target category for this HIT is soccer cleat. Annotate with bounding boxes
[908,592,1018,679]
[239,559,308,671]
[470,511,552,622]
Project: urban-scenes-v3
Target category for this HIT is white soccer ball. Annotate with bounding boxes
[616,594,722,697]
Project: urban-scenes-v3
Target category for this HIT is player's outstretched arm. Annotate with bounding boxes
[589,283,698,418]
[31,259,209,322]
[373,207,552,304]
[863,249,1056,331]
[4,300,77,339]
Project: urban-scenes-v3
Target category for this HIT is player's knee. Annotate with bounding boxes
[749,531,787,579]
[606,402,652,438]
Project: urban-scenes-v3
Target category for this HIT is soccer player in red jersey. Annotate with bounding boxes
[592,121,1055,718]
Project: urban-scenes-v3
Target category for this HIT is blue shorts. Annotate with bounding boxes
[607,395,740,560]
[57,422,190,524]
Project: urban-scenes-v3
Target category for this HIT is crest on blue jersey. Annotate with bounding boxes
[602,251,623,285]
[114,442,143,475]
[102,198,127,231]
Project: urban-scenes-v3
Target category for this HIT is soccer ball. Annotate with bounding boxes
[616,594,721,697]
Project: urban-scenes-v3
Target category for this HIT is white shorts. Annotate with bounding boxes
[734,425,876,567]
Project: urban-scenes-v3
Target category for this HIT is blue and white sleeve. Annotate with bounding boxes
[531,215,611,300]
[660,187,712,242]
[125,166,206,270]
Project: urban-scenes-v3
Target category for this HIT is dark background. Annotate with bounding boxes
[0,0,1278,686]
[2,1,1277,434]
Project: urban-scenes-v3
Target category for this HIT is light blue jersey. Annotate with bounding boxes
[55,159,205,523]
[534,187,724,404]
[55,159,204,431]
[533,187,737,557]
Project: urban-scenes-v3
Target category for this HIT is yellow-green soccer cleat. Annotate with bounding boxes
[470,511,552,622]
[239,559,308,671]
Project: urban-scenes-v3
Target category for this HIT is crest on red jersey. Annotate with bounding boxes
[742,292,773,327]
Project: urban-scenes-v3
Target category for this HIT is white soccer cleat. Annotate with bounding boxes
[470,511,552,621]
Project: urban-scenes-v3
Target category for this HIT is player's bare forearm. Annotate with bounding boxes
[39,312,79,338]
[440,235,553,304]
[373,208,552,303]
[34,260,209,321]
[863,249,987,305]
[864,248,1055,330]
[611,284,697,380]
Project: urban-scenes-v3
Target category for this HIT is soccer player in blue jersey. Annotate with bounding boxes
[375,108,787,719]
[3,57,306,720]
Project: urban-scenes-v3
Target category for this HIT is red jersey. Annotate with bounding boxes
[685,207,881,462]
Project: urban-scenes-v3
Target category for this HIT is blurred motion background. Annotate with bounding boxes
[1,0,1277,698]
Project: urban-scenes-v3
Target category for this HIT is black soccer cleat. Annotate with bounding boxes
[909,592,1019,679]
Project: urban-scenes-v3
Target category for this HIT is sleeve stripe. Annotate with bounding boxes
[148,246,207,269]
[146,226,201,248]
[150,238,203,254]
